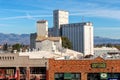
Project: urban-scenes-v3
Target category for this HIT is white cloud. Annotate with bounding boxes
[0,14,52,20]
[0,9,51,14]
[70,9,120,20]
[1,8,120,21]
[92,0,120,4]
[1,0,120,20]
[94,27,120,31]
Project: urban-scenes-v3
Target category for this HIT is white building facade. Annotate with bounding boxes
[30,10,94,56]
[61,22,94,55]
[30,20,48,49]
[53,10,69,36]
[36,20,48,37]
[30,20,63,51]
[94,47,119,57]
[35,37,62,52]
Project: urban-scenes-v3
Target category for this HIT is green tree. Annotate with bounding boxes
[3,43,8,51]
[114,45,120,50]
[61,37,72,49]
[12,43,22,52]
[106,43,113,47]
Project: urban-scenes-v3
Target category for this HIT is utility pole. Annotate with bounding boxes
[82,16,84,22]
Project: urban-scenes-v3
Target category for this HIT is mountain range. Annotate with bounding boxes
[0,33,120,45]
[0,33,30,45]
[94,36,120,44]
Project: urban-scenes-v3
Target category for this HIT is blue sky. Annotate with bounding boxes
[0,0,120,39]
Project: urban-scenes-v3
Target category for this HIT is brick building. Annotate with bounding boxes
[0,47,82,80]
[1,51,120,80]
[47,57,120,80]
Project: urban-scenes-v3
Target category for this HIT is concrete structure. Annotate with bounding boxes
[30,33,37,49]
[0,53,47,80]
[0,49,81,80]
[30,20,63,51]
[35,36,62,51]
[0,49,83,80]
[1,51,120,80]
[53,10,69,36]
[48,28,54,37]
[36,20,48,37]
[30,20,48,49]
[61,22,94,55]
[19,49,83,60]
[52,10,94,55]
[31,10,94,56]
[94,47,119,58]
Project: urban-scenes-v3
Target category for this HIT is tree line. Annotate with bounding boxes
[2,43,29,52]
[95,43,120,50]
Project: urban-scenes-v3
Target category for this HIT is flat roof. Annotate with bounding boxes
[37,20,47,23]
[53,9,68,12]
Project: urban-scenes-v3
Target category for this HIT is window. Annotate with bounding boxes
[12,57,14,60]
[30,67,46,74]
[6,69,14,76]
[2,56,4,60]
[19,67,26,74]
[55,73,81,80]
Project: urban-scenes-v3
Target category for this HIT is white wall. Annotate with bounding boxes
[84,24,94,55]
[36,40,53,51]
[37,21,48,37]
[36,39,62,52]
[53,10,69,36]
[61,22,94,55]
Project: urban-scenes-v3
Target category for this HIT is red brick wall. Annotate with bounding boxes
[47,57,120,80]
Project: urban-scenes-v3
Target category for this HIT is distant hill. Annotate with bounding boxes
[94,36,120,44]
[0,33,120,45]
[0,33,30,45]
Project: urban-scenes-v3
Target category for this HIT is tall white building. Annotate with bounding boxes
[30,10,94,56]
[30,20,62,51]
[30,20,48,49]
[37,20,48,37]
[53,10,69,36]
[61,22,94,55]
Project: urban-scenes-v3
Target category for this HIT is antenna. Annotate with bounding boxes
[82,16,84,22]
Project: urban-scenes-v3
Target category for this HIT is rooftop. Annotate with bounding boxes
[94,47,119,51]
[36,36,61,41]
[53,9,68,12]
[37,20,47,23]
[19,49,83,60]
[61,22,93,26]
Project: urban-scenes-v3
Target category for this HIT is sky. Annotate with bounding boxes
[0,0,120,39]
